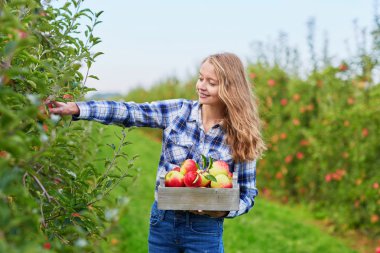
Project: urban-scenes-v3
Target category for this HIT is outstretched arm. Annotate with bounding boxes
[48,99,188,129]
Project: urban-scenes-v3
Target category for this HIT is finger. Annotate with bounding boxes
[49,102,68,114]
[48,107,63,115]
[51,101,66,107]
[47,101,66,114]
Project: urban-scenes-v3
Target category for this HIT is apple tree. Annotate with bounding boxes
[0,0,137,252]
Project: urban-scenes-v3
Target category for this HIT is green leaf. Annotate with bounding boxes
[80,8,94,15]
[105,180,113,188]
[82,87,97,92]
[201,154,207,169]
[4,41,17,56]
[116,153,128,160]
[78,12,93,21]
[95,11,104,18]
[72,63,81,71]
[86,25,93,33]
[71,126,85,131]
[26,80,37,89]
[207,156,213,171]
[205,174,217,182]
[70,0,77,8]
[88,75,99,80]
[66,170,77,179]
[122,141,132,146]
[104,160,111,168]
[93,52,104,59]
[94,20,103,26]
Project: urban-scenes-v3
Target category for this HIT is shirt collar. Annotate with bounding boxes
[188,101,224,130]
[188,100,200,122]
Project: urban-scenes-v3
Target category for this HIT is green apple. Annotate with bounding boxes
[210,174,232,188]
[209,160,230,176]
[198,170,211,187]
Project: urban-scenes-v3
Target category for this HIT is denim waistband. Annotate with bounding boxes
[153,202,224,222]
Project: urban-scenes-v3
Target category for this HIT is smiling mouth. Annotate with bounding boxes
[198,92,209,98]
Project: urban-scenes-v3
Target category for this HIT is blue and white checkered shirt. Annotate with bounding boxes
[73,99,258,218]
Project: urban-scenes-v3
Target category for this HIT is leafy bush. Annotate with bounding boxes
[251,63,380,236]
[0,1,137,252]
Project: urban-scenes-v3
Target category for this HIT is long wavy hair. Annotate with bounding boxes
[203,52,266,162]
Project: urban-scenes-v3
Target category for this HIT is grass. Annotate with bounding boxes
[96,125,358,253]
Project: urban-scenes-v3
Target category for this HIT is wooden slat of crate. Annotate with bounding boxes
[157,172,239,211]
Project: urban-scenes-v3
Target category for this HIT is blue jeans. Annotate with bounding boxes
[148,201,224,253]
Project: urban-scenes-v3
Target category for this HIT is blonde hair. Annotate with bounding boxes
[203,52,266,162]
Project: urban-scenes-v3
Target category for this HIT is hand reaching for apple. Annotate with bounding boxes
[190,210,229,218]
[46,100,80,116]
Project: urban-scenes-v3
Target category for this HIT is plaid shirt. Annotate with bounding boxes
[73,99,258,218]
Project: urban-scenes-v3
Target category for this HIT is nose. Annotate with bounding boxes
[197,79,207,91]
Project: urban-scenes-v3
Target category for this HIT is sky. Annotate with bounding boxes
[77,0,377,95]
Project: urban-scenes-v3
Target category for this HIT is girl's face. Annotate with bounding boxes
[196,60,223,107]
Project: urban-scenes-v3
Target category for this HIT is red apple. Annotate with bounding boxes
[267,79,276,87]
[209,160,230,176]
[43,242,51,250]
[210,174,232,188]
[184,171,202,187]
[338,63,348,72]
[172,166,181,172]
[165,170,184,187]
[180,159,198,175]
[62,94,73,100]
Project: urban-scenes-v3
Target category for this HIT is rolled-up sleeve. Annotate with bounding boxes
[72,99,185,129]
[226,159,258,218]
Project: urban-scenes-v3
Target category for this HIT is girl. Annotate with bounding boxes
[49,52,266,253]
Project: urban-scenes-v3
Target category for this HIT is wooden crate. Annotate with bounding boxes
[157,172,239,211]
